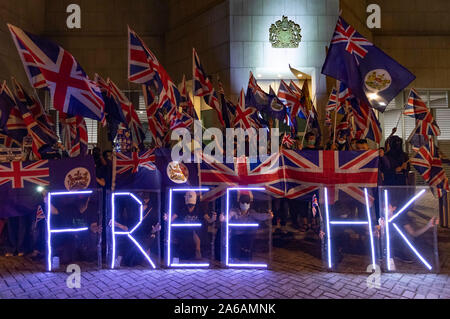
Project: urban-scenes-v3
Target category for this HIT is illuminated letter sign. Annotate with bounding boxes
[111,192,156,269]
[47,191,93,271]
[226,187,268,268]
[324,188,377,270]
[384,189,432,271]
[167,188,210,267]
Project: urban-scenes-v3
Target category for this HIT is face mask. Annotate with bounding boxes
[338,139,346,145]
[307,139,316,146]
[240,203,250,212]
[187,204,195,211]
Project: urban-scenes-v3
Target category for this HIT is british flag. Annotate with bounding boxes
[350,97,382,143]
[217,77,235,128]
[0,134,21,148]
[170,111,194,131]
[0,160,49,189]
[143,85,166,147]
[8,24,104,121]
[128,27,180,120]
[326,87,338,113]
[282,149,379,204]
[277,80,306,133]
[95,74,126,140]
[200,153,285,202]
[336,82,351,114]
[192,49,225,126]
[179,75,198,120]
[233,89,260,129]
[411,140,449,197]
[36,205,45,222]
[59,114,87,157]
[0,81,15,132]
[108,78,146,145]
[1,82,27,146]
[115,149,156,174]
[282,133,295,148]
[404,89,441,137]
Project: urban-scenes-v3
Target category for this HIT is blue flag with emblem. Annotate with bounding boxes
[322,17,415,112]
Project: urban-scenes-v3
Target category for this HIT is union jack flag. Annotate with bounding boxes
[277,80,306,133]
[311,194,319,218]
[0,81,15,132]
[233,89,260,129]
[0,160,49,189]
[282,133,295,148]
[411,140,449,197]
[350,97,382,143]
[330,17,373,64]
[200,153,285,202]
[217,77,235,127]
[336,82,351,114]
[0,134,21,148]
[326,87,338,112]
[108,78,146,145]
[192,48,225,126]
[36,205,45,222]
[59,114,87,157]
[179,75,198,120]
[170,111,194,131]
[143,85,166,147]
[128,27,180,120]
[282,149,379,204]
[8,24,104,121]
[404,89,441,137]
[115,149,156,174]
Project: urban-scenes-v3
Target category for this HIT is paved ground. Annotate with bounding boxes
[1,228,449,299]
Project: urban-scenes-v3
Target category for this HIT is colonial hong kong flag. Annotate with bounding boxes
[322,17,415,112]
[404,89,441,137]
[265,86,288,122]
[282,149,379,204]
[200,152,285,202]
[8,24,104,121]
[193,48,225,126]
[246,72,269,111]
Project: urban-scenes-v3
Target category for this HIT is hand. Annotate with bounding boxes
[319,231,325,240]
[330,144,337,151]
[378,217,385,228]
[90,223,102,234]
[219,213,226,223]
[152,223,161,233]
[163,213,168,221]
[427,216,439,229]
[267,210,274,219]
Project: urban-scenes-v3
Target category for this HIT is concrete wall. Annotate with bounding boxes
[370,0,450,89]
[43,0,168,90]
[0,0,46,88]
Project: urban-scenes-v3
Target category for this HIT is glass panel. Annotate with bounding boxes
[379,186,439,273]
[223,188,272,268]
[107,190,161,269]
[48,189,103,271]
[320,187,380,273]
[429,91,448,108]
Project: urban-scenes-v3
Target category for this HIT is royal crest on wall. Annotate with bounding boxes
[269,16,302,48]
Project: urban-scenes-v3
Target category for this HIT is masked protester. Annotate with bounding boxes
[225,191,273,261]
[172,191,205,260]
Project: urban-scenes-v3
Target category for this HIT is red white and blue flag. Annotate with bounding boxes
[108,78,146,146]
[411,140,449,197]
[282,149,379,204]
[282,133,295,148]
[8,24,104,121]
[143,85,166,147]
[322,17,415,112]
[404,89,441,137]
[193,48,225,126]
[0,160,49,189]
[179,75,198,120]
[246,72,269,111]
[233,89,260,129]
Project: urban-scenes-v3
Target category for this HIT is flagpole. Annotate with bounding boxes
[300,93,317,148]
[333,80,340,146]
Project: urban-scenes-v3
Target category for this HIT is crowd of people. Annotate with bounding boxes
[0,128,441,269]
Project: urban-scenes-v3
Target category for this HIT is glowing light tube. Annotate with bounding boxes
[226,187,268,268]
[167,188,210,268]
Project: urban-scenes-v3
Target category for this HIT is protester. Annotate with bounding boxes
[224,191,273,261]
[384,136,410,186]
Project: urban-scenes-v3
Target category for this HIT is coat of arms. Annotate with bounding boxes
[269,16,302,48]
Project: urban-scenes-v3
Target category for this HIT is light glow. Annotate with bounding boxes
[47,190,93,272]
[226,187,268,268]
[167,188,210,268]
[111,192,156,269]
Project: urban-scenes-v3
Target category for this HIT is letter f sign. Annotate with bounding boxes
[384,189,432,271]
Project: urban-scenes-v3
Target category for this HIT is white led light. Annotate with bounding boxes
[111,192,156,269]
[226,187,268,268]
[167,188,210,268]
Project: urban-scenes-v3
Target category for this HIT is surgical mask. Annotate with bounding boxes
[240,203,250,212]
[338,139,346,145]
[307,139,316,146]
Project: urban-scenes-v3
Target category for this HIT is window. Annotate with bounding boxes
[85,118,98,144]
